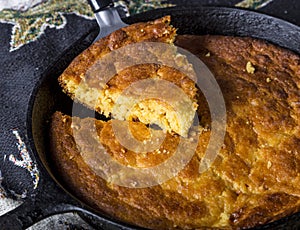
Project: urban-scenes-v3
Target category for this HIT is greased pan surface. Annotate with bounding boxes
[0,6,299,230]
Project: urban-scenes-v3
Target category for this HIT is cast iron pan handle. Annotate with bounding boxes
[0,180,79,229]
[87,0,114,12]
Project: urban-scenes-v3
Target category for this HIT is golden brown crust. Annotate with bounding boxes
[58,16,177,98]
[176,35,300,227]
[50,112,165,228]
[50,34,300,229]
[229,193,300,228]
[50,112,209,229]
[103,63,197,101]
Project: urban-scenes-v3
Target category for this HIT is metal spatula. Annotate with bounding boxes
[87,0,128,42]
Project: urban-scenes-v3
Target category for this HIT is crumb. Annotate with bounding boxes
[246,61,255,74]
[205,52,211,57]
[267,161,272,169]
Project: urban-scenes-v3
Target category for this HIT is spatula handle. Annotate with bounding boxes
[87,0,114,12]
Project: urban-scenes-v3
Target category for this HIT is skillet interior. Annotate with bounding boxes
[28,6,300,229]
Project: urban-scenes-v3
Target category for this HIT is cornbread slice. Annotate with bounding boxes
[58,16,198,137]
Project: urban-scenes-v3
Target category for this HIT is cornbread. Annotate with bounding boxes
[58,16,198,137]
[50,18,300,229]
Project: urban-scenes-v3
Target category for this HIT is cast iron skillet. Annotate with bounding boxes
[0,6,300,230]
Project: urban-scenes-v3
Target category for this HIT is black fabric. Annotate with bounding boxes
[0,14,97,198]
